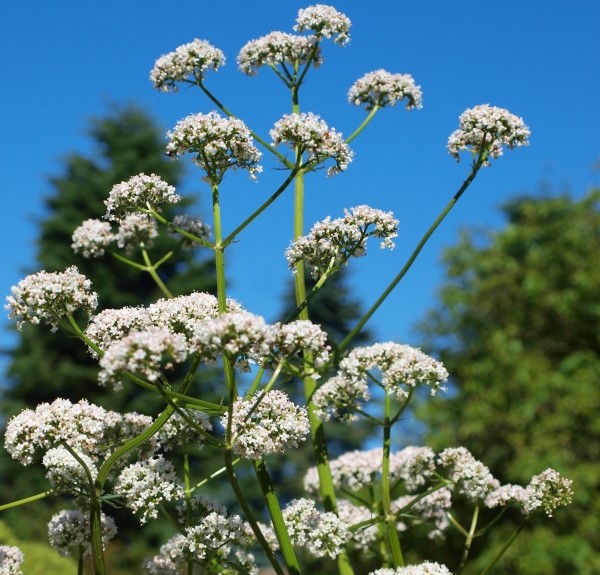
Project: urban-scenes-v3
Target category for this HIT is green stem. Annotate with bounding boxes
[339,157,486,352]
[345,106,380,144]
[456,505,480,575]
[141,247,173,298]
[0,490,52,511]
[211,183,228,314]
[479,520,526,575]
[253,459,301,575]
[381,392,404,567]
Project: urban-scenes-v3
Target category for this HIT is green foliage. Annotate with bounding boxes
[415,190,600,573]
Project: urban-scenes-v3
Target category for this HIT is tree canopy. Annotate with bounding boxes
[416,190,600,573]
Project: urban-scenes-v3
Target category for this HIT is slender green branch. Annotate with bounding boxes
[479,520,526,575]
[0,490,53,511]
[456,505,480,575]
[141,247,174,298]
[345,106,380,144]
[339,157,487,352]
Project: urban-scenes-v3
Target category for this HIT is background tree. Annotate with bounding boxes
[413,190,600,573]
[0,105,216,571]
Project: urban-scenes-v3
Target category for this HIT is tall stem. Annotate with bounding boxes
[212,182,227,314]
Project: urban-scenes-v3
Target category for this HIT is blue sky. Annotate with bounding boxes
[1,1,599,366]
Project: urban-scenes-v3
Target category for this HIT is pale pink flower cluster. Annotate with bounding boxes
[0,545,24,575]
[85,305,153,353]
[282,498,350,558]
[113,456,184,524]
[484,483,528,509]
[313,343,447,420]
[166,112,262,183]
[4,398,153,466]
[294,4,351,45]
[286,205,398,279]
[71,219,115,258]
[223,390,310,459]
[438,447,500,501]
[48,509,117,557]
[348,69,423,111]
[98,327,189,389]
[150,39,225,92]
[104,173,180,221]
[143,534,188,575]
[370,563,452,575]
[114,213,158,250]
[237,32,321,76]
[270,112,353,176]
[5,266,98,332]
[448,104,530,163]
[522,468,573,517]
[185,512,254,560]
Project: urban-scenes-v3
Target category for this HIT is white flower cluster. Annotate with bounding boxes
[438,447,500,502]
[105,173,180,221]
[4,398,153,466]
[394,488,452,539]
[170,214,211,247]
[0,545,25,575]
[448,104,530,163]
[150,38,225,91]
[223,390,310,459]
[282,498,350,559]
[348,69,423,111]
[71,218,115,258]
[294,4,351,46]
[336,499,379,549]
[42,446,98,492]
[286,205,398,279]
[166,112,262,183]
[313,343,447,420]
[114,213,158,250]
[522,468,574,517]
[370,562,452,575]
[85,306,153,353]
[98,327,189,389]
[48,509,117,557]
[6,266,98,332]
[143,512,256,574]
[113,456,184,524]
[237,31,321,76]
[270,112,353,176]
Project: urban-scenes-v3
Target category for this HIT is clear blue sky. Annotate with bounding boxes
[1,1,599,367]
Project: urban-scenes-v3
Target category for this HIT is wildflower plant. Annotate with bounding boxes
[1,4,571,575]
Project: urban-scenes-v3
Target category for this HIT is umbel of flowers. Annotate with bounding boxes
[2,5,569,575]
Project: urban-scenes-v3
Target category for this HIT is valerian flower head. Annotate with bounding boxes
[281,498,350,559]
[42,446,98,492]
[223,390,310,459]
[448,104,530,164]
[170,214,211,247]
[115,213,159,251]
[113,456,184,524]
[105,173,180,221]
[294,4,351,46]
[370,563,452,575]
[438,447,500,501]
[166,111,262,183]
[348,69,423,111]
[48,509,117,557]
[270,112,353,176]
[6,266,98,332]
[142,534,188,575]
[238,32,321,76]
[312,373,369,422]
[71,219,115,258]
[98,328,189,390]
[286,205,398,279]
[0,545,25,575]
[150,39,225,91]
[522,468,573,517]
[394,488,452,539]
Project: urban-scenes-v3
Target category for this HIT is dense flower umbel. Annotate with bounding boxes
[0,545,25,575]
[294,4,351,46]
[71,219,114,258]
[48,509,117,557]
[370,563,452,575]
[115,213,159,250]
[270,112,353,176]
[104,173,180,221]
[5,266,98,332]
[523,468,573,517]
[448,104,530,163]
[150,38,225,91]
[223,390,310,459]
[166,111,262,183]
[286,205,398,279]
[348,69,423,111]
[237,32,321,76]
